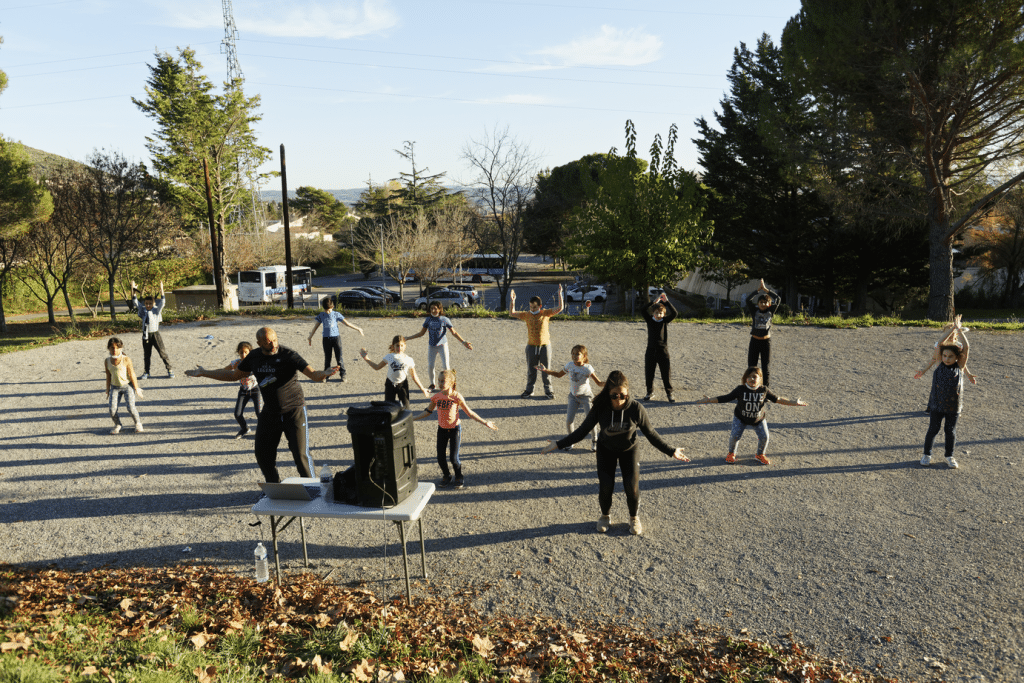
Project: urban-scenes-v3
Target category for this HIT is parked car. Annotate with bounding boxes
[442,284,479,304]
[335,289,386,310]
[415,289,469,310]
[566,284,607,303]
[636,286,665,303]
[353,285,400,303]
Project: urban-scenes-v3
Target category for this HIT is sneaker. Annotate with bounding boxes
[920,454,933,466]
[725,452,736,464]
[134,423,144,433]
[429,385,436,391]
[596,515,611,533]
[666,393,675,403]
[167,371,175,379]
[234,428,251,439]
[453,474,465,489]
[629,516,644,536]
[439,474,453,487]
[110,425,121,435]
[590,441,597,452]
[339,375,347,383]
[544,392,556,400]
[521,390,533,398]
[641,392,653,401]
[946,456,959,469]
[755,453,771,465]
[139,373,149,380]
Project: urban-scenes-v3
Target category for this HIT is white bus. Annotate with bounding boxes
[237,266,315,304]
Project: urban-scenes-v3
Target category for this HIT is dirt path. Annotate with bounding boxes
[2,317,1021,682]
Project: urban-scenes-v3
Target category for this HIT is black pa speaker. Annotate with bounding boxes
[345,401,418,507]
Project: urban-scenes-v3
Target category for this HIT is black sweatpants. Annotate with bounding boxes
[254,405,310,483]
[747,336,772,386]
[142,332,172,374]
[644,346,673,395]
[595,445,641,517]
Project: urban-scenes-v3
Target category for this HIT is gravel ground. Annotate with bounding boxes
[2,317,1022,682]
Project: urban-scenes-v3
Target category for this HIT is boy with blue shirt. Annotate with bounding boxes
[130,280,173,380]
[307,297,364,382]
[406,302,473,389]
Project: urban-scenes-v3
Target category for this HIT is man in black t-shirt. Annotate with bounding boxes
[185,326,339,482]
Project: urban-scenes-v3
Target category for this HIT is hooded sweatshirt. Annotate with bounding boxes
[555,394,675,457]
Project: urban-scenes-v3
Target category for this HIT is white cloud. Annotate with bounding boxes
[153,0,398,39]
[532,25,662,67]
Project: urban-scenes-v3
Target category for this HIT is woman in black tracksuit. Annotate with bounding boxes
[541,371,688,536]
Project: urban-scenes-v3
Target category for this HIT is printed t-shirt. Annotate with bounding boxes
[431,392,462,428]
[422,315,454,346]
[106,355,131,387]
[715,385,780,425]
[238,345,308,413]
[315,310,346,337]
[564,362,596,397]
[229,358,258,391]
[513,309,554,346]
[384,352,414,385]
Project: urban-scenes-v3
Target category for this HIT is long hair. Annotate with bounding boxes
[390,335,406,352]
[570,344,589,365]
[438,369,457,392]
[595,370,629,405]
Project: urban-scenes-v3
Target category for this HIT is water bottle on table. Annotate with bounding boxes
[320,464,332,500]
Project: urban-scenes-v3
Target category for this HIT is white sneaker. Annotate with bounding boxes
[920,454,933,466]
[596,515,611,533]
[629,516,644,536]
[946,456,959,469]
[135,423,144,433]
[110,425,121,435]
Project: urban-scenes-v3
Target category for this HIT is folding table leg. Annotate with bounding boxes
[270,516,282,584]
[299,517,309,567]
[417,517,428,578]
[394,520,412,603]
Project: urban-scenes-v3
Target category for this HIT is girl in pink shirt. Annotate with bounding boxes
[413,370,496,488]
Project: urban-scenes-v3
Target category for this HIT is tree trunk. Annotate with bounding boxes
[851,272,869,315]
[927,220,955,321]
[0,275,8,334]
[47,299,56,325]
[107,275,117,321]
[62,284,77,324]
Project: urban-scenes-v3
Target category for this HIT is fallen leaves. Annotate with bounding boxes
[0,564,898,683]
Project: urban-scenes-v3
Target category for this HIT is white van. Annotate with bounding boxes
[237,266,315,304]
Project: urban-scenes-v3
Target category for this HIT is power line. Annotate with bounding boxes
[241,38,722,78]
[240,52,722,91]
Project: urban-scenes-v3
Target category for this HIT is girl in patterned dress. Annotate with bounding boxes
[914,314,977,384]
[412,370,496,488]
[918,318,971,469]
[224,341,261,439]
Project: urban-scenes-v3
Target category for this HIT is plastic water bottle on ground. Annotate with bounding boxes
[320,464,332,499]
[254,542,269,583]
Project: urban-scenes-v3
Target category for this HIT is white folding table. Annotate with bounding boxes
[250,479,435,602]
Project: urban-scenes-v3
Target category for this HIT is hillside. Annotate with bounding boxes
[19,144,85,178]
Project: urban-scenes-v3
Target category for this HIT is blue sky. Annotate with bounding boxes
[0,0,802,193]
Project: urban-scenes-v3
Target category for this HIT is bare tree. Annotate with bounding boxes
[16,209,85,324]
[462,126,540,310]
[66,150,176,320]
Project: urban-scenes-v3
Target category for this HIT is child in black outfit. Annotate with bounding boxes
[640,292,678,402]
[696,366,808,465]
[745,278,781,386]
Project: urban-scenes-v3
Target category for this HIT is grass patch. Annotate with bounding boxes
[0,565,895,683]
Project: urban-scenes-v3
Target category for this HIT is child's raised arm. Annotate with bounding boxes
[359,348,387,371]
[408,366,429,397]
[458,395,497,430]
[535,363,567,378]
[307,320,321,345]
[342,319,364,336]
[590,372,605,387]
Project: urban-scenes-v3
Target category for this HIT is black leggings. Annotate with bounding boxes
[595,445,641,517]
[385,378,411,409]
[747,336,772,386]
[322,336,344,377]
[234,388,262,430]
[644,346,672,394]
[924,411,959,459]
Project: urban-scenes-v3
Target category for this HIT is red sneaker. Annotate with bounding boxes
[755,453,771,465]
[725,452,736,464]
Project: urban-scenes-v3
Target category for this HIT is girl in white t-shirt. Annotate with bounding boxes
[359,335,429,409]
[536,344,605,451]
